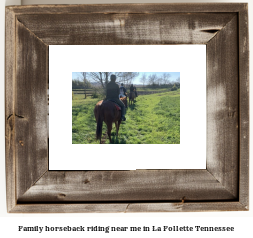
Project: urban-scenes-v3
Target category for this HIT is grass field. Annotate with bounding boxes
[135,87,171,92]
[72,89,180,144]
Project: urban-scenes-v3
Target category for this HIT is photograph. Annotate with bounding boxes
[72,72,180,144]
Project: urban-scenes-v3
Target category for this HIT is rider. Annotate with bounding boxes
[130,84,134,93]
[105,74,126,121]
[119,83,127,98]
[130,84,134,100]
[134,86,138,97]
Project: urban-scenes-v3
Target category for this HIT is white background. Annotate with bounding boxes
[49,45,206,170]
[0,0,252,237]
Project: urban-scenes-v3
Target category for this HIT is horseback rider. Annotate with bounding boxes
[130,84,134,93]
[134,86,138,97]
[130,84,137,97]
[105,74,126,121]
[119,83,127,98]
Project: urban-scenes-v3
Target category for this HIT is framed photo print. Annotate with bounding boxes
[5,3,249,213]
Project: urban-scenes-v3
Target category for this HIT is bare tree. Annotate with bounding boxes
[79,72,91,98]
[140,73,147,87]
[161,72,171,85]
[84,72,108,88]
[148,73,158,85]
[86,72,139,88]
[80,72,91,88]
[115,72,139,86]
[171,76,180,84]
[157,76,162,85]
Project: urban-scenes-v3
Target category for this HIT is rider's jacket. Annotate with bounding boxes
[106,81,119,99]
[119,86,126,95]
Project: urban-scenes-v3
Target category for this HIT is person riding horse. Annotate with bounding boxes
[105,75,126,121]
[119,83,127,98]
[130,84,134,94]
[134,86,138,97]
[130,84,138,98]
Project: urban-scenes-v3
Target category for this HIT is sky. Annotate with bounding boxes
[72,72,180,85]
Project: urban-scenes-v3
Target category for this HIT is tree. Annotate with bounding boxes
[157,76,162,86]
[79,73,92,98]
[171,83,178,91]
[161,72,171,85]
[86,72,139,88]
[72,78,84,89]
[148,73,158,86]
[117,72,138,86]
[140,73,147,87]
[80,72,91,89]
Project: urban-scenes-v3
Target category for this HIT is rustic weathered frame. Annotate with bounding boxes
[5,4,249,213]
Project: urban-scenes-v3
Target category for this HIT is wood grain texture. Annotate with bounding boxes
[7,3,246,15]
[18,170,236,202]
[5,7,16,212]
[238,4,249,208]
[10,202,247,213]
[206,16,239,198]
[15,20,48,200]
[16,13,236,45]
[125,202,247,213]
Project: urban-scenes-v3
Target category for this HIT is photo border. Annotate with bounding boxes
[49,45,206,170]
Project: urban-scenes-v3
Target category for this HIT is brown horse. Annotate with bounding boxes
[129,90,135,105]
[94,97,127,144]
[120,94,128,108]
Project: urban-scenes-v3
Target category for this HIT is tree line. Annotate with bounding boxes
[72,72,180,90]
[72,72,139,89]
[140,73,180,86]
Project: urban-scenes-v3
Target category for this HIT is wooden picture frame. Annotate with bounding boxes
[5,3,249,213]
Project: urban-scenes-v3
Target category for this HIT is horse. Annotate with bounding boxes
[94,97,127,144]
[120,96,128,108]
[120,94,128,108]
[129,90,135,105]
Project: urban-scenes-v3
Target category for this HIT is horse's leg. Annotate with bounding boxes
[107,123,112,143]
[115,121,118,136]
[118,120,121,134]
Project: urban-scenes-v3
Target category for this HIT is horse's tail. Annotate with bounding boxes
[96,106,103,141]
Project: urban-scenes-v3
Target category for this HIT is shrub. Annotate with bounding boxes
[92,89,99,98]
[92,93,99,98]
[171,84,178,91]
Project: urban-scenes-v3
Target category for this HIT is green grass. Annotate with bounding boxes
[72,90,180,144]
[136,87,171,92]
